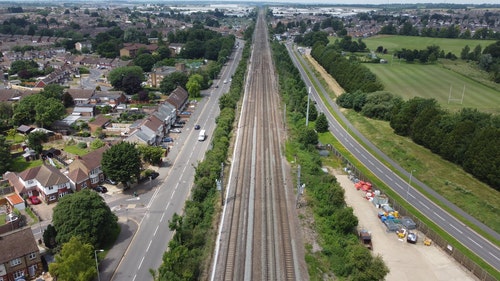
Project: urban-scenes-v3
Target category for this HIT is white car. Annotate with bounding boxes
[169,128,182,134]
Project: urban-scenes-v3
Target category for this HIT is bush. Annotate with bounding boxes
[77,142,87,149]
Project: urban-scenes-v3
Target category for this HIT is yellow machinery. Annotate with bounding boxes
[424,238,432,246]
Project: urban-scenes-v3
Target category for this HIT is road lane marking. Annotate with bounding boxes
[395,183,402,189]
[433,212,445,221]
[418,201,430,209]
[154,225,159,236]
[146,240,153,252]
[467,237,483,249]
[449,223,463,234]
[138,256,145,270]
[489,252,500,262]
[160,212,165,222]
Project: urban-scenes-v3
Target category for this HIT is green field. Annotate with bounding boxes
[364,63,500,114]
[363,35,497,57]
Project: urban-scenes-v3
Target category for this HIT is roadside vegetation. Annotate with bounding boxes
[273,41,389,280]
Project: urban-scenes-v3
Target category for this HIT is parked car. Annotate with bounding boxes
[149,172,159,180]
[176,120,186,125]
[105,178,117,185]
[169,128,181,133]
[172,123,184,128]
[29,196,41,205]
[95,186,108,193]
[163,137,173,143]
[407,232,418,244]
[194,124,201,130]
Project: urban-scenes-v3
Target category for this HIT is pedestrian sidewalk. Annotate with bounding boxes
[99,217,138,281]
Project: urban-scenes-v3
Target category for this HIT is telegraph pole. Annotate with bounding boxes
[305,87,311,127]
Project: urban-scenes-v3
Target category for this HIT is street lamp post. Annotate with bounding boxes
[406,170,416,200]
[94,249,104,281]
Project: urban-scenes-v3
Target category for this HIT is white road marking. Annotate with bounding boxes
[489,252,500,262]
[467,237,483,249]
[419,201,430,209]
[449,223,463,234]
[433,212,445,221]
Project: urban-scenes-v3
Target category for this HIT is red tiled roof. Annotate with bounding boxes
[6,193,24,205]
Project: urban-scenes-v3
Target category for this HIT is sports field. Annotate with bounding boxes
[364,63,500,114]
[363,35,497,57]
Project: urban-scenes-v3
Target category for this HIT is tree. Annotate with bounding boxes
[52,189,118,248]
[133,53,156,72]
[43,224,58,249]
[297,127,318,147]
[41,84,65,100]
[13,94,65,127]
[108,66,144,94]
[27,131,48,156]
[315,113,329,133]
[0,136,12,174]
[138,145,164,165]
[186,74,203,98]
[159,72,189,94]
[102,142,141,188]
[49,236,97,281]
[62,92,75,108]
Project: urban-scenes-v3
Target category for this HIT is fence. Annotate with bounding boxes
[320,143,497,281]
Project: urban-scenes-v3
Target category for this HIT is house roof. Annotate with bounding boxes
[3,171,26,194]
[89,114,111,127]
[19,164,69,187]
[142,115,163,132]
[68,145,109,182]
[166,86,188,110]
[67,89,95,100]
[0,228,39,264]
[17,125,33,134]
[6,193,24,205]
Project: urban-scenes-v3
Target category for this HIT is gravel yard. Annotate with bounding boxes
[336,173,478,281]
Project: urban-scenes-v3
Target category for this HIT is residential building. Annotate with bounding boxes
[0,228,43,281]
[119,43,158,58]
[124,115,164,146]
[66,89,95,105]
[4,164,71,204]
[166,86,189,115]
[67,145,109,192]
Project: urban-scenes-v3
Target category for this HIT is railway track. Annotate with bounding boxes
[211,9,300,281]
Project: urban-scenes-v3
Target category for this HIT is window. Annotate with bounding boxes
[58,192,67,198]
[13,270,24,278]
[29,265,37,277]
[48,186,53,190]
[81,182,87,188]
[29,252,36,260]
[10,258,21,266]
[49,195,56,201]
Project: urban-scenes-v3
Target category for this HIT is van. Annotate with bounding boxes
[198,130,206,141]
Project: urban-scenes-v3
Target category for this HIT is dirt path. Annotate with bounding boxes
[336,173,477,281]
[304,53,345,96]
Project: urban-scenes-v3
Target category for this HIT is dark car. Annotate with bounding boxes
[194,124,201,130]
[95,186,108,193]
[163,137,173,143]
[176,120,186,125]
[149,172,159,180]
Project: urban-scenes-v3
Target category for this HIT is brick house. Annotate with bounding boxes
[66,89,95,105]
[0,228,43,280]
[4,164,71,204]
[67,145,109,191]
[166,86,189,115]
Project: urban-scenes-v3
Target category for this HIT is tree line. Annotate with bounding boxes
[311,42,383,93]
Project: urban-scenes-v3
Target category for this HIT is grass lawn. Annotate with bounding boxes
[62,144,91,156]
[364,62,500,114]
[362,35,497,57]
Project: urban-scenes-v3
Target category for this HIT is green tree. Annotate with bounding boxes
[137,145,164,165]
[49,236,97,281]
[41,84,65,100]
[43,224,58,249]
[133,53,156,72]
[62,92,75,108]
[315,112,329,133]
[52,189,118,248]
[0,136,12,174]
[186,74,203,98]
[297,127,318,147]
[13,94,65,127]
[0,102,13,128]
[102,142,141,188]
[159,72,189,94]
[108,66,144,92]
[27,131,48,156]
[90,139,105,150]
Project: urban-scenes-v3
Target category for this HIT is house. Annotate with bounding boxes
[5,193,25,211]
[0,228,43,280]
[166,86,189,115]
[75,41,92,52]
[168,43,184,55]
[119,43,158,58]
[67,145,109,191]
[88,114,112,133]
[72,104,96,117]
[4,164,71,204]
[124,115,164,145]
[90,90,127,106]
[66,88,95,105]
[153,102,177,130]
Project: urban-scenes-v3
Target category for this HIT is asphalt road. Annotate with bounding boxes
[110,40,244,281]
[285,43,500,272]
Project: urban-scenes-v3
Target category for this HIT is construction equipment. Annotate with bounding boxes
[423,238,432,246]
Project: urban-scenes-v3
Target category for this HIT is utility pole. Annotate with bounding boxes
[216,162,224,206]
[296,165,302,208]
[305,87,311,127]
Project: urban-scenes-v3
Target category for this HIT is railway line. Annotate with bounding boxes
[211,10,302,281]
